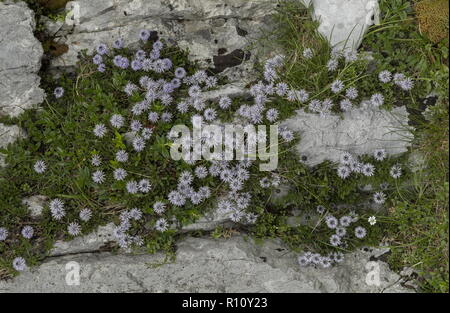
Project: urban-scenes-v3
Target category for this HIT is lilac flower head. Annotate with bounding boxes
[96,43,108,55]
[21,226,34,239]
[68,222,81,236]
[92,54,103,65]
[155,218,169,232]
[113,38,125,49]
[34,160,47,174]
[355,226,367,239]
[0,227,8,241]
[12,257,27,271]
[79,208,92,222]
[54,87,64,98]
[50,198,66,220]
[139,29,151,41]
[175,67,187,79]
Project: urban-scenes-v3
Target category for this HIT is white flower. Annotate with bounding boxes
[132,136,146,152]
[110,114,125,128]
[345,87,358,99]
[21,226,34,239]
[373,149,387,161]
[303,48,314,59]
[153,201,166,214]
[368,216,377,226]
[340,99,353,111]
[390,165,402,179]
[371,93,384,107]
[373,191,386,204]
[362,163,375,177]
[92,170,105,184]
[155,218,169,232]
[115,150,129,162]
[93,124,107,138]
[219,96,232,109]
[266,108,279,122]
[126,180,139,194]
[337,165,351,179]
[0,227,8,241]
[378,70,392,83]
[49,198,65,220]
[12,257,27,271]
[33,160,47,174]
[91,154,102,166]
[79,208,92,222]
[195,166,208,179]
[113,168,127,181]
[327,59,339,71]
[330,80,344,93]
[68,222,81,236]
[138,179,152,193]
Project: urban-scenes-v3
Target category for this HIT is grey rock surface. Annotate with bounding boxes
[49,0,277,83]
[283,106,412,166]
[302,0,380,50]
[22,195,48,218]
[50,223,116,256]
[0,123,26,167]
[0,235,413,293]
[0,1,44,117]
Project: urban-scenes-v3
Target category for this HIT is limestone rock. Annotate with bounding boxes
[0,1,44,117]
[22,195,48,218]
[0,123,26,167]
[283,106,412,166]
[0,236,413,293]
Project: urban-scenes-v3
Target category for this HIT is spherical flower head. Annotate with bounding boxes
[303,48,314,59]
[139,29,151,41]
[113,38,125,49]
[115,150,129,163]
[130,120,142,132]
[132,136,146,152]
[138,179,152,193]
[344,50,358,63]
[153,201,166,215]
[49,198,65,220]
[131,59,143,71]
[354,226,367,239]
[368,216,377,226]
[33,160,47,174]
[330,80,344,93]
[345,87,358,100]
[390,165,402,179]
[373,148,387,161]
[93,124,107,138]
[340,152,353,165]
[12,257,27,271]
[148,111,159,123]
[266,108,279,122]
[126,180,139,194]
[179,171,194,185]
[21,226,34,239]
[336,227,347,237]
[325,215,338,229]
[340,99,353,112]
[110,114,125,128]
[281,129,294,142]
[198,186,211,200]
[195,166,208,179]
[161,112,173,122]
[188,85,202,98]
[0,227,8,241]
[129,208,143,221]
[203,108,217,121]
[153,40,164,50]
[135,49,146,60]
[329,234,341,247]
[296,89,310,103]
[393,73,406,84]
[54,87,64,98]
[168,190,186,207]
[92,54,103,65]
[308,99,322,113]
[79,208,92,222]
[371,93,384,107]
[399,77,414,91]
[275,82,289,96]
[91,154,101,167]
[327,58,338,71]
[362,163,375,177]
[96,43,108,55]
[219,96,232,110]
[113,168,127,181]
[264,67,277,82]
[337,165,351,179]
[205,76,218,89]
[316,205,326,214]
[155,218,169,232]
[378,70,392,83]
[175,67,187,79]
[92,170,105,184]
[373,191,386,204]
[339,215,352,227]
[98,63,106,73]
[67,222,81,236]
